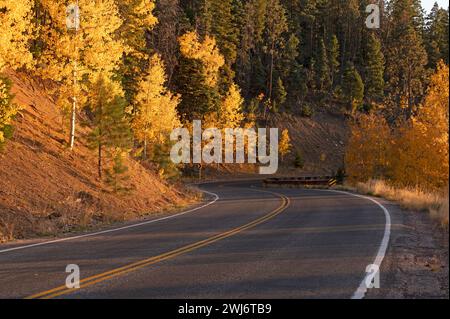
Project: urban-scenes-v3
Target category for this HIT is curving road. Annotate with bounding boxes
[0,180,390,299]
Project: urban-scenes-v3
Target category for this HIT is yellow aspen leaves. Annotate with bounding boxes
[37,0,125,105]
[115,0,158,53]
[0,0,34,71]
[279,129,291,161]
[346,61,449,190]
[179,31,225,87]
[345,113,392,183]
[391,61,449,189]
[218,83,244,128]
[133,54,180,145]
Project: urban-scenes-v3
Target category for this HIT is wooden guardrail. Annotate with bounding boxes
[263,176,338,188]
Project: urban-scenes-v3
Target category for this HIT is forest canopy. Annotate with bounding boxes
[0,0,448,189]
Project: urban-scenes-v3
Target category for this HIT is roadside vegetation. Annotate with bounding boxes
[344,62,449,226]
[345,179,449,226]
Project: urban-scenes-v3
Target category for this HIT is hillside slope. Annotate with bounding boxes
[0,71,193,242]
[271,112,349,175]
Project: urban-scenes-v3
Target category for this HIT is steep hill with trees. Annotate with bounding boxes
[0,70,193,241]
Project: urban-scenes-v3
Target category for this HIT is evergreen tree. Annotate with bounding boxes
[273,78,287,111]
[316,38,331,92]
[104,151,131,194]
[365,33,385,104]
[174,31,224,121]
[206,0,239,91]
[114,0,158,106]
[264,0,288,101]
[151,140,181,180]
[424,4,449,68]
[88,76,133,179]
[342,63,364,113]
[235,0,271,98]
[174,56,219,121]
[281,34,305,106]
[294,150,304,168]
[328,35,340,88]
[384,0,428,118]
[149,0,190,86]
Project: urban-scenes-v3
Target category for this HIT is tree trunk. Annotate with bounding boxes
[143,137,147,160]
[268,41,275,101]
[98,144,102,179]
[69,99,76,150]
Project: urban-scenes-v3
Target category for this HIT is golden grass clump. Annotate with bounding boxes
[354,179,449,227]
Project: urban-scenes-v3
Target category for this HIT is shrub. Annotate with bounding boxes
[0,75,20,150]
[294,150,305,168]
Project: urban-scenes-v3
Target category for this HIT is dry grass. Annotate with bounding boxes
[346,179,449,227]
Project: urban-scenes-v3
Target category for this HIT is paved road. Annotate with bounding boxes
[0,181,390,299]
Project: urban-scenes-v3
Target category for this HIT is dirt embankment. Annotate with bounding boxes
[0,71,195,242]
[270,112,349,175]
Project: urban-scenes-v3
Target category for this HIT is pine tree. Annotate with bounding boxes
[265,0,288,101]
[88,76,132,179]
[281,34,301,80]
[365,33,385,104]
[104,151,131,193]
[273,78,287,111]
[235,0,287,100]
[174,56,219,121]
[149,0,190,86]
[178,31,225,87]
[294,150,304,168]
[235,0,267,96]
[424,4,449,68]
[328,35,340,88]
[175,31,224,121]
[384,0,428,118]
[151,140,181,180]
[316,38,331,92]
[114,0,158,106]
[0,0,34,71]
[206,0,239,92]
[342,63,364,113]
[133,54,181,159]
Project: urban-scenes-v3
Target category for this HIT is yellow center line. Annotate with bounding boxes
[26,190,290,299]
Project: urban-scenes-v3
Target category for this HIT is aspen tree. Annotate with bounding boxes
[36,0,125,149]
[133,54,181,159]
[0,0,34,71]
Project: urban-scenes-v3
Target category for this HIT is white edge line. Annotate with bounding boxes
[0,189,219,254]
[316,189,391,299]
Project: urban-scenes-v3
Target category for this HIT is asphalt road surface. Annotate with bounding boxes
[0,180,391,299]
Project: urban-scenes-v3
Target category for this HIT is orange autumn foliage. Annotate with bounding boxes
[346,61,449,191]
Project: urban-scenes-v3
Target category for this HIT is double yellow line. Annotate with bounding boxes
[27,190,290,299]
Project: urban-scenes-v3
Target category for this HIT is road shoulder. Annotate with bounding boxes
[366,198,449,299]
